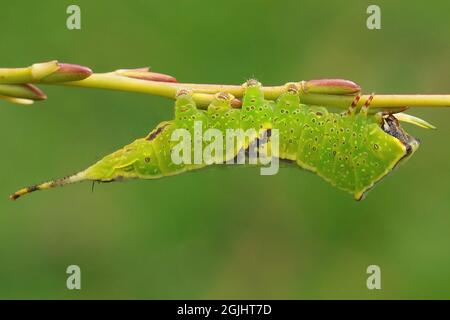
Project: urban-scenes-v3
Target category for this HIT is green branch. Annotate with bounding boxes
[1,60,450,111]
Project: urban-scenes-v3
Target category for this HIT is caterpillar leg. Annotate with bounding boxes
[346,93,375,116]
[206,92,235,162]
[347,94,362,115]
[275,82,301,109]
[360,93,375,116]
[207,92,234,113]
[241,79,264,110]
[239,79,273,143]
[240,79,271,129]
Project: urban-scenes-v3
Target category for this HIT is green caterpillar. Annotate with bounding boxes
[10,80,432,200]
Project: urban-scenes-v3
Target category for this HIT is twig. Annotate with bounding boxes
[1,61,450,110]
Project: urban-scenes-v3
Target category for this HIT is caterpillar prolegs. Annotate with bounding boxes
[11,80,432,201]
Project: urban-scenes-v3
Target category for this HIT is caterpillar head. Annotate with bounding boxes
[381,112,435,154]
[352,112,435,201]
[381,114,419,157]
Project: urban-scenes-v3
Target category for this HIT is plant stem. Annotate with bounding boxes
[1,61,450,110]
[62,73,450,109]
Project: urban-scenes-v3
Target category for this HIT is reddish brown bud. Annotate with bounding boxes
[0,83,46,100]
[40,63,92,83]
[118,70,178,83]
[302,79,361,95]
[24,84,47,100]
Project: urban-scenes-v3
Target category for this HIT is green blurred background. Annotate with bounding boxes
[1,0,449,299]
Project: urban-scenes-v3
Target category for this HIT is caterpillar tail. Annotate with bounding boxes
[9,90,211,200]
[9,149,146,201]
[9,137,158,201]
[10,171,88,200]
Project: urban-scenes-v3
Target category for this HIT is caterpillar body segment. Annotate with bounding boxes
[272,85,302,160]
[11,80,424,200]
